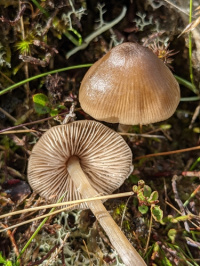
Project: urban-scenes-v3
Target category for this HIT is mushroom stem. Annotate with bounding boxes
[67,155,146,266]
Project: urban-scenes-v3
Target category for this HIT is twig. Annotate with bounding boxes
[0,71,15,84]
[165,201,183,215]
[0,110,71,133]
[0,107,18,123]
[119,132,166,139]
[160,242,179,263]
[27,245,59,266]
[167,202,200,231]
[182,171,200,177]
[162,0,192,17]
[189,105,200,129]
[183,185,200,207]
[172,175,190,232]
[0,107,37,137]
[185,237,200,249]
[0,223,21,262]
[66,6,127,58]
[144,210,152,255]
[82,239,92,265]
[134,146,200,160]
[44,233,70,266]
[0,4,26,25]
[62,103,76,124]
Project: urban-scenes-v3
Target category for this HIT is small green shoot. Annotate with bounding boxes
[128,174,140,184]
[132,180,163,224]
[151,242,159,260]
[138,205,148,214]
[193,127,200,133]
[190,157,200,171]
[0,252,13,266]
[15,40,32,55]
[64,29,83,46]
[31,0,49,17]
[151,205,164,223]
[168,228,177,243]
[159,124,172,130]
[183,185,200,208]
[33,93,50,114]
[33,93,65,116]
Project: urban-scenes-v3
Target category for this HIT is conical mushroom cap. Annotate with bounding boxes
[28,120,132,209]
[79,42,180,125]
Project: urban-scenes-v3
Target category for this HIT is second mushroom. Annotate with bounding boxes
[28,120,146,266]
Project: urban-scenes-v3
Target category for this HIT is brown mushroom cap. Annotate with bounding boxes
[28,120,132,209]
[79,42,180,125]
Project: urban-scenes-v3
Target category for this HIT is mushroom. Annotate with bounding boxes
[28,120,146,266]
[79,42,180,125]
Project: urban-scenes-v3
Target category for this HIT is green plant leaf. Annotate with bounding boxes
[132,185,138,193]
[5,261,12,266]
[34,103,50,114]
[193,127,200,133]
[137,191,146,202]
[162,256,173,266]
[143,185,152,197]
[33,93,49,106]
[129,175,140,184]
[151,242,160,260]
[138,180,145,189]
[168,228,177,243]
[159,124,171,130]
[149,191,159,202]
[0,252,6,263]
[138,205,148,214]
[0,252,12,265]
[151,205,164,223]
[50,108,59,117]
[33,93,50,114]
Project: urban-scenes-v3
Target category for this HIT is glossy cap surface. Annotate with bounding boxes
[79,42,180,125]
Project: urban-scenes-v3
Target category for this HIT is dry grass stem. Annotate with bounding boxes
[0,129,37,134]
[0,191,134,219]
[134,146,200,160]
[0,204,77,232]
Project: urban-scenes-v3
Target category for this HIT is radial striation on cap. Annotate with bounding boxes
[28,120,132,209]
[79,42,180,125]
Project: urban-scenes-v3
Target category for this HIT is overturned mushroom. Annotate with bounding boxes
[28,120,146,266]
[79,42,180,125]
